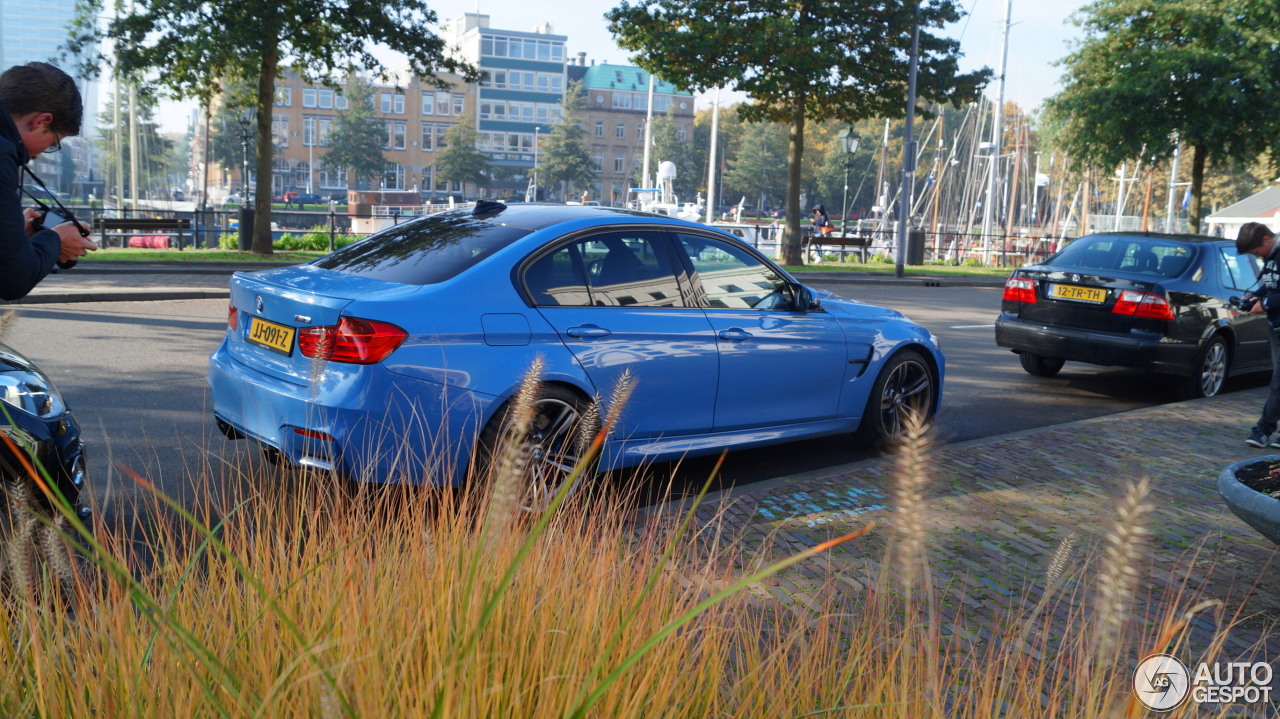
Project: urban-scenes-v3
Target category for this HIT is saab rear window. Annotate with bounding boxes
[311,211,531,285]
[1052,237,1194,278]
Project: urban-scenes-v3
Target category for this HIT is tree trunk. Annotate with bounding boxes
[1189,145,1206,234]
[781,100,807,265]
[252,42,281,255]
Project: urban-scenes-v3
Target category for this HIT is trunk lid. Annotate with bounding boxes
[226,265,419,385]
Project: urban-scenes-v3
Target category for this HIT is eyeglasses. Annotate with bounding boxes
[44,130,62,154]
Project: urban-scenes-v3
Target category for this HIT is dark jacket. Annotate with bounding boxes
[0,99,59,301]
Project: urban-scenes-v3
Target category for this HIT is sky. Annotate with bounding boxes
[155,0,1092,133]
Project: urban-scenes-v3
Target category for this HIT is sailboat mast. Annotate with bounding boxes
[704,87,720,224]
[981,0,1012,260]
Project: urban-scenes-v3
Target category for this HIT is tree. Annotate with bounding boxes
[722,122,789,215]
[607,0,989,264]
[323,79,385,193]
[540,80,594,200]
[69,0,478,254]
[435,118,491,197]
[1042,0,1280,233]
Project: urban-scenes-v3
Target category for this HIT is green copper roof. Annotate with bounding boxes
[579,64,691,96]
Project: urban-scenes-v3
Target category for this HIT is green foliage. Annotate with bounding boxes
[961,257,985,267]
[606,0,990,264]
[540,80,595,198]
[722,122,789,212]
[434,116,490,194]
[324,79,386,189]
[273,225,353,251]
[96,91,175,198]
[218,233,239,250]
[870,253,894,264]
[1042,0,1280,232]
[650,107,697,200]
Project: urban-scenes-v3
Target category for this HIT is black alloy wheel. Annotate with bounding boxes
[475,385,600,513]
[857,349,938,449]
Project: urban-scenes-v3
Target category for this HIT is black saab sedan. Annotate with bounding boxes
[995,232,1270,399]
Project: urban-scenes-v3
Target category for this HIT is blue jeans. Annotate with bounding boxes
[1255,330,1280,434]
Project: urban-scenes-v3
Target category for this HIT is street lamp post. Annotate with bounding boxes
[235,115,253,251]
[838,126,860,236]
[532,126,540,201]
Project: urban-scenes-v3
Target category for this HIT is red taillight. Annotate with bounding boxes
[1112,289,1174,320]
[228,302,238,331]
[1002,277,1037,304]
[298,317,407,365]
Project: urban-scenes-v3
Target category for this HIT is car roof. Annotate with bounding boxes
[1079,231,1225,244]
[452,201,682,231]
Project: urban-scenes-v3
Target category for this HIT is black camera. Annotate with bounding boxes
[33,207,75,232]
[1240,294,1259,312]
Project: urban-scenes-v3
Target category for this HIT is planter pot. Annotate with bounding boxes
[1218,456,1280,546]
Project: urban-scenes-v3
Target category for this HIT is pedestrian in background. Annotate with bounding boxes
[812,204,833,236]
[1237,221,1280,447]
[0,62,97,300]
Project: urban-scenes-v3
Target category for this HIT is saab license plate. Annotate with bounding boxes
[246,316,295,355]
[1050,284,1106,304]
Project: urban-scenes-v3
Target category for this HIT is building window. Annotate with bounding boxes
[436,125,448,149]
[594,121,604,138]
[335,95,348,110]
[613,154,625,173]
[637,121,645,138]
[274,87,291,106]
[436,91,450,116]
[385,121,406,150]
[383,163,404,191]
[272,115,289,146]
[318,118,332,146]
[422,123,438,151]
[302,88,318,108]
[452,94,464,116]
[319,88,335,109]
[677,126,687,142]
[294,161,309,188]
[591,152,603,173]
[612,94,632,110]
[304,117,316,146]
[615,123,625,140]
[380,92,392,113]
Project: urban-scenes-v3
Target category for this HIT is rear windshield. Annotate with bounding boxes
[1050,235,1195,278]
[311,211,532,285]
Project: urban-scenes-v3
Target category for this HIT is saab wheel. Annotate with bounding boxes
[1178,335,1229,399]
[475,385,600,513]
[1018,352,1066,378]
[856,349,938,450]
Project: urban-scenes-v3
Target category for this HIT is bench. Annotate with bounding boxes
[804,231,874,262]
[98,217,192,249]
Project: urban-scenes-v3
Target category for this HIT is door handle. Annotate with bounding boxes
[566,325,612,338]
[718,328,753,342]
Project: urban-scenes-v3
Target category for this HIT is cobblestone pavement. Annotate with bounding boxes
[678,387,1280,663]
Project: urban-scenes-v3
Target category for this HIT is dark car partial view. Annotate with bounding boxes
[995,232,1270,399]
[0,343,90,522]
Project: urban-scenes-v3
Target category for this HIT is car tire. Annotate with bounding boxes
[474,385,600,513]
[1178,335,1229,399]
[1018,352,1066,378]
[856,349,938,450]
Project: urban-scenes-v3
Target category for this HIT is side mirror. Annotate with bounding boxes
[791,283,821,311]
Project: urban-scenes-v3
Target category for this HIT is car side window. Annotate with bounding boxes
[675,233,790,310]
[525,231,683,308]
[1218,247,1259,291]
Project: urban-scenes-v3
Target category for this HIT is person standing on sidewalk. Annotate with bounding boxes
[1237,222,1280,447]
[0,62,97,301]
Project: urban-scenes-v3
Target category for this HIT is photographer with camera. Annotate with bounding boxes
[1237,222,1280,447]
[0,62,97,301]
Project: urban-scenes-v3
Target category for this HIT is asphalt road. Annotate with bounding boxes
[3,285,1265,504]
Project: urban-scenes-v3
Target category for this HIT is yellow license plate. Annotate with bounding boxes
[1050,284,1107,304]
[246,316,296,355]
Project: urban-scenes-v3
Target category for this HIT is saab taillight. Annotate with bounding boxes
[1112,290,1174,320]
[1002,277,1037,304]
[228,302,238,331]
[298,317,408,365]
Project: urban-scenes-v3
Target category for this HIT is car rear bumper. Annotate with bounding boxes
[995,315,1197,376]
[208,339,492,486]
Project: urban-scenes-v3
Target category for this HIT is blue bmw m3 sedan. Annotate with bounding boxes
[209,202,943,492]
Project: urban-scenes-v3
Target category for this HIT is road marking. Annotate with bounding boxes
[951,324,996,329]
